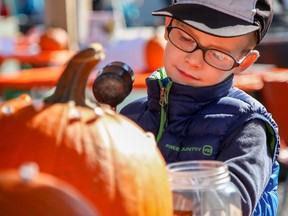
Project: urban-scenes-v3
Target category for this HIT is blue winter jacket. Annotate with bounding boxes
[120,68,280,216]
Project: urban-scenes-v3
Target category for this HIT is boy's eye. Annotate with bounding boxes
[211,51,228,61]
[177,31,193,42]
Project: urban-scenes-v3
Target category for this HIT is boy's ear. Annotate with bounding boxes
[165,17,172,27]
[164,28,169,41]
[235,50,260,74]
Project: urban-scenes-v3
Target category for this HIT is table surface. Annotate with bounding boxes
[0,50,76,66]
[0,65,287,91]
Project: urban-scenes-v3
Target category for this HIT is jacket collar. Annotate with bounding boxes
[146,68,234,115]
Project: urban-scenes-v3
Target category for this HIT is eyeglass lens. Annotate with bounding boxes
[167,26,239,71]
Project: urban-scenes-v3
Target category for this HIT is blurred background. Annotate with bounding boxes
[1,0,288,72]
[0,0,170,102]
[1,0,288,70]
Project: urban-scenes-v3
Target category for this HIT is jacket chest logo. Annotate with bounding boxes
[165,144,213,156]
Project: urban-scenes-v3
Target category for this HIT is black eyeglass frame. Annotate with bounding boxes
[166,20,252,71]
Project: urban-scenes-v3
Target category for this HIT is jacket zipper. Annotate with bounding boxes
[156,80,172,142]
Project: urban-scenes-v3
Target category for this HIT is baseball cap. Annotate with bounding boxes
[152,0,274,44]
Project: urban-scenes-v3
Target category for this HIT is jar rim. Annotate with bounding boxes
[167,160,231,188]
[167,160,228,171]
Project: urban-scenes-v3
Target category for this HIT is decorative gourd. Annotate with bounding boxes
[0,168,98,216]
[0,44,173,216]
[39,27,69,50]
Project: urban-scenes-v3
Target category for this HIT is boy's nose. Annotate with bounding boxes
[184,48,205,67]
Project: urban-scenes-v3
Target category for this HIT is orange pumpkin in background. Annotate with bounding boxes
[39,27,69,50]
[145,33,165,72]
[0,44,173,216]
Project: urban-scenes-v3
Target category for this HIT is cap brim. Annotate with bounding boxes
[152,4,259,38]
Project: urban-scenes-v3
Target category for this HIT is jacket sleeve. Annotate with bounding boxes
[120,97,161,137]
[217,119,273,216]
[120,97,148,122]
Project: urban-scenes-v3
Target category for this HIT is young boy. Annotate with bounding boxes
[120,0,280,215]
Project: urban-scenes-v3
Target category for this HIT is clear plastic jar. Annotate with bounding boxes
[167,160,242,216]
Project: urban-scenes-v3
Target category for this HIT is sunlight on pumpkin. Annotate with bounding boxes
[0,95,173,216]
[0,94,32,116]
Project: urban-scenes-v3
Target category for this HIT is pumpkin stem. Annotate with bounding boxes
[44,43,105,107]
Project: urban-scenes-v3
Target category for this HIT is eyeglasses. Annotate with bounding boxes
[166,24,251,71]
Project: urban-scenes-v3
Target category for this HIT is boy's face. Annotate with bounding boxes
[163,19,256,87]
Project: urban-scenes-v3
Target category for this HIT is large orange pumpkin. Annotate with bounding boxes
[0,44,173,215]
